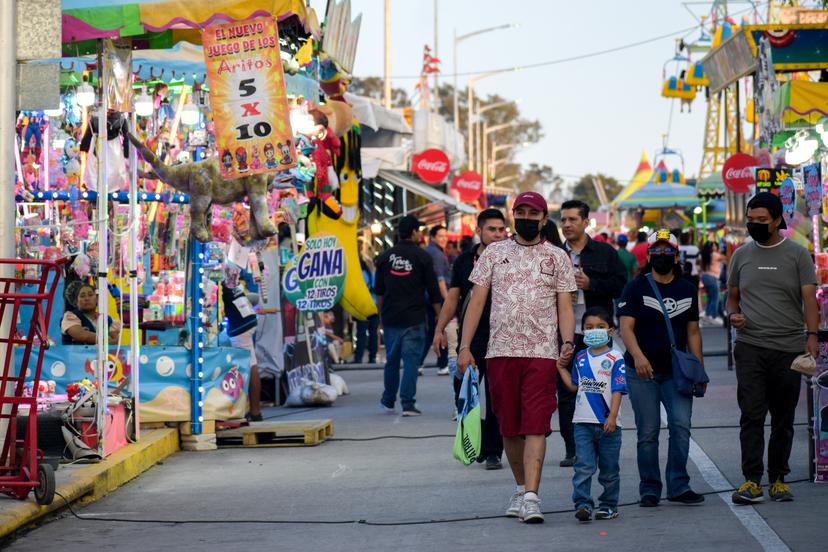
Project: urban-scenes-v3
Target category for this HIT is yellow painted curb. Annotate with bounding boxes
[0,428,179,539]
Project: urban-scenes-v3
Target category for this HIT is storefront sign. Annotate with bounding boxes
[452,171,484,203]
[755,167,791,195]
[803,163,822,217]
[202,17,296,179]
[282,233,346,311]
[722,153,756,193]
[411,149,450,184]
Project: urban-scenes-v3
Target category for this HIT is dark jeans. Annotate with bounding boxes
[354,316,379,363]
[382,323,426,410]
[572,423,622,509]
[421,305,448,368]
[626,368,694,499]
[557,334,588,458]
[453,355,503,459]
[734,342,802,484]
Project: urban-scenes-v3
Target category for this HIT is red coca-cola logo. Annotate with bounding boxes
[452,171,483,203]
[722,153,757,193]
[411,149,450,184]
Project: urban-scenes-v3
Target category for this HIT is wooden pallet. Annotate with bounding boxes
[216,419,334,448]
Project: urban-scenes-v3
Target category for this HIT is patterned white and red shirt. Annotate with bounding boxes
[469,238,576,360]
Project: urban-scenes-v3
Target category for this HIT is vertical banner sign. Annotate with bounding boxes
[779,177,796,226]
[282,233,346,312]
[803,163,822,217]
[203,18,296,179]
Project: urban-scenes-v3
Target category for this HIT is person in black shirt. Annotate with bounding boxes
[375,215,442,416]
[222,270,262,421]
[618,229,705,507]
[433,208,508,469]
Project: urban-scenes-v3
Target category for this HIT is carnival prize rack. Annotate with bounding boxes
[0,257,66,505]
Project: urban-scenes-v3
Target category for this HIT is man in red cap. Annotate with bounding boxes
[458,191,577,524]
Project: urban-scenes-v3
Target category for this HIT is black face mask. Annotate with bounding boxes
[650,254,676,275]
[514,218,541,242]
[746,222,773,243]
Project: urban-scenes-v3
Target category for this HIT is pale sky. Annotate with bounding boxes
[311,0,767,185]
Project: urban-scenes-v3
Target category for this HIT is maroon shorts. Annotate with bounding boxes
[486,357,558,438]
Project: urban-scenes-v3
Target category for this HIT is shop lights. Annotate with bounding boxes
[289,107,315,135]
[370,222,383,234]
[784,129,819,166]
[181,100,200,126]
[134,87,154,117]
[76,78,95,108]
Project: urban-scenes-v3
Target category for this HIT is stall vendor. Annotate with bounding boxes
[61,283,121,345]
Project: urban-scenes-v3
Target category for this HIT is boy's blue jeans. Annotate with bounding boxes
[572,423,622,510]
[381,323,426,410]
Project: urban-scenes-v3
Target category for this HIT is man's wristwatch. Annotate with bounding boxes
[458,345,470,353]
[806,331,818,337]
[563,340,575,348]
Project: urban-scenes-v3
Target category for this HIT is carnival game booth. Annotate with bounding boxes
[11,0,371,458]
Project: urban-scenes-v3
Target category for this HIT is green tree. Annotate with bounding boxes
[569,174,623,211]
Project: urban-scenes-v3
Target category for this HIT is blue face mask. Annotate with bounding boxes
[583,328,610,348]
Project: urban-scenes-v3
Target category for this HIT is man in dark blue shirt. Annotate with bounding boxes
[375,215,442,416]
[423,225,452,375]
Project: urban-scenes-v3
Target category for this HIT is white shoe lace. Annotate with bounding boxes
[507,492,524,513]
[521,497,542,518]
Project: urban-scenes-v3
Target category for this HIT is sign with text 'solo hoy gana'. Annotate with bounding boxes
[452,171,483,203]
[282,233,346,312]
[412,149,450,184]
[202,18,296,179]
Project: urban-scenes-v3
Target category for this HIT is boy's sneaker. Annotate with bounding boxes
[380,400,395,414]
[575,506,592,522]
[519,493,544,524]
[436,367,450,376]
[769,480,794,502]
[595,507,619,520]
[667,490,705,504]
[732,481,764,505]
[639,495,659,507]
[505,490,524,518]
[402,407,422,417]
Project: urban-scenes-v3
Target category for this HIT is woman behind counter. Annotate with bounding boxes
[61,283,121,345]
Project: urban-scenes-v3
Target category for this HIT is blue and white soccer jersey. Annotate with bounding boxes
[571,349,627,426]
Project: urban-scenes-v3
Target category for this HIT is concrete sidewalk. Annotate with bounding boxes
[4,325,826,551]
[0,428,178,541]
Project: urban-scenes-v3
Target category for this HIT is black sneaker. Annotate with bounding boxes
[639,495,659,507]
[667,490,705,504]
[402,407,422,417]
[485,455,503,470]
[575,506,592,522]
[559,456,576,467]
[245,413,263,422]
[380,400,395,414]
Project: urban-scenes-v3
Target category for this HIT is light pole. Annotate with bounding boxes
[693,205,702,243]
[475,99,519,174]
[453,23,515,128]
[481,121,514,186]
[383,0,391,108]
[466,71,500,169]
[490,142,530,183]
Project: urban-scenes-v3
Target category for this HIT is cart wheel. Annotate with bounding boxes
[34,464,55,506]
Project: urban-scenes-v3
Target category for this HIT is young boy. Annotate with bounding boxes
[557,306,627,522]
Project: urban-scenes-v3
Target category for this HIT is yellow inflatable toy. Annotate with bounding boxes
[307,121,378,321]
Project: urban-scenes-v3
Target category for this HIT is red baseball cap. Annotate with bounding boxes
[512,191,548,214]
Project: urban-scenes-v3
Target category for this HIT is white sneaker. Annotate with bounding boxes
[418,367,424,375]
[519,493,544,524]
[505,490,524,518]
[436,367,450,376]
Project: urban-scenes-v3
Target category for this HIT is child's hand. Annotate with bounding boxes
[603,416,617,434]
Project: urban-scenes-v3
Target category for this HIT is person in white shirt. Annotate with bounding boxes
[558,307,626,522]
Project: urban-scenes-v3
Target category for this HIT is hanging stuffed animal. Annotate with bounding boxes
[63,139,82,190]
[81,111,129,192]
[304,109,341,219]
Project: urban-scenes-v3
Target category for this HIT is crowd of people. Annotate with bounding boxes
[364,191,816,525]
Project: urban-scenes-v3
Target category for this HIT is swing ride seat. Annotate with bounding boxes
[0,257,66,506]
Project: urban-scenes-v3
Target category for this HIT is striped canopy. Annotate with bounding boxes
[615,181,698,210]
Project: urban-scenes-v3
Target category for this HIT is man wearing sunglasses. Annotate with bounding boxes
[728,192,819,505]
[618,229,705,507]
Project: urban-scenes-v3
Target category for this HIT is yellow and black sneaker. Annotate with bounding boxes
[732,481,764,505]
[769,480,794,502]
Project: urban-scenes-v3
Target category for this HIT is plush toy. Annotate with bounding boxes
[63,139,81,189]
[303,109,341,218]
[128,132,291,242]
[22,153,39,187]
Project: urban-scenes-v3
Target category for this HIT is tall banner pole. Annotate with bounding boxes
[95,41,110,457]
[129,112,140,439]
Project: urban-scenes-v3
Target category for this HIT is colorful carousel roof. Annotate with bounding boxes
[615,181,698,210]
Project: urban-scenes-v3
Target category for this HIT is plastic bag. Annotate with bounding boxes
[453,366,481,465]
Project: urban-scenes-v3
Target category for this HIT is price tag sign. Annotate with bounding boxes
[203,17,296,179]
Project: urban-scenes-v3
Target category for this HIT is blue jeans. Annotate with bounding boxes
[354,316,379,363]
[626,369,694,499]
[701,273,719,318]
[572,423,622,509]
[381,323,426,409]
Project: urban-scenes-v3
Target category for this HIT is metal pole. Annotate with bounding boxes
[383,0,391,108]
[0,0,17,446]
[467,85,473,169]
[189,239,204,435]
[482,122,488,186]
[95,40,110,457]
[453,28,458,128]
[432,0,438,110]
[128,112,140,439]
[475,100,482,174]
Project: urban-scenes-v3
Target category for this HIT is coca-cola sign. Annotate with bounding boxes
[452,171,483,203]
[722,153,757,193]
[411,149,451,185]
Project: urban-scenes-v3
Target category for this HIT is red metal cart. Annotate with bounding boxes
[0,258,66,505]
